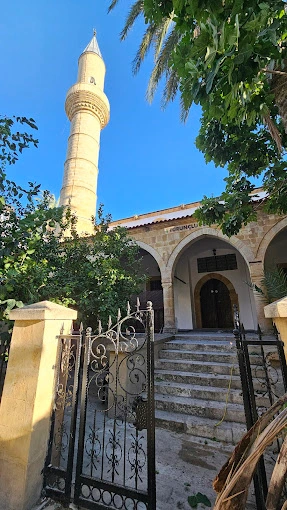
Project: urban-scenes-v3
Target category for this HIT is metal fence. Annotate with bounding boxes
[234,307,287,509]
[43,301,156,510]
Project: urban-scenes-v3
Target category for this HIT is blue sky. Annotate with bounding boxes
[1,0,229,220]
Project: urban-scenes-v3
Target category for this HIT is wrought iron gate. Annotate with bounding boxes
[233,306,287,510]
[43,301,156,510]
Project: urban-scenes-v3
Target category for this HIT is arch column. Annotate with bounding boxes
[249,262,271,331]
[162,280,176,334]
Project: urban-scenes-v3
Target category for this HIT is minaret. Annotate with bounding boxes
[60,31,110,234]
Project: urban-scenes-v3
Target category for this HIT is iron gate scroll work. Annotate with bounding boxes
[233,306,287,510]
[43,301,156,510]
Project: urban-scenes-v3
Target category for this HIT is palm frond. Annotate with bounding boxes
[154,14,174,59]
[109,0,183,113]
[108,0,119,13]
[161,68,179,109]
[146,26,181,102]
[120,0,144,41]
[263,266,287,303]
[180,93,190,123]
[215,407,287,509]
[132,22,158,75]
[247,266,287,303]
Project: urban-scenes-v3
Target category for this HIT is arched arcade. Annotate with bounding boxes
[171,234,257,331]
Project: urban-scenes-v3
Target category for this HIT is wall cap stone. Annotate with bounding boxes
[264,296,287,318]
[9,300,77,321]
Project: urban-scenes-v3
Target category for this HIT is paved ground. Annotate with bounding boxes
[33,427,257,510]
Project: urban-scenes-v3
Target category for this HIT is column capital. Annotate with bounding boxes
[161,280,173,287]
[248,260,264,277]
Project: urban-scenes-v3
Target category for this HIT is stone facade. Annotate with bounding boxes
[111,200,287,333]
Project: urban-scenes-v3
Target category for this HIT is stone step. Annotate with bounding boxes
[162,340,236,353]
[155,358,266,377]
[154,368,268,393]
[153,335,279,446]
[158,348,239,364]
[154,380,244,404]
[155,409,247,444]
[175,334,275,340]
[154,369,243,389]
[154,394,246,423]
[154,380,270,408]
[155,358,241,376]
[175,334,235,341]
[160,346,265,363]
[173,336,278,353]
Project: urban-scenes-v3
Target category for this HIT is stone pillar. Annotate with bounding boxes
[265,297,287,358]
[162,280,176,334]
[0,301,77,510]
[249,262,271,331]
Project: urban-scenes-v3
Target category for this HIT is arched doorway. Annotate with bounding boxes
[171,235,255,330]
[133,248,164,332]
[200,278,233,328]
[195,273,238,329]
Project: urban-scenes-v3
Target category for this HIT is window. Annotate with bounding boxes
[197,254,237,273]
[148,278,162,291]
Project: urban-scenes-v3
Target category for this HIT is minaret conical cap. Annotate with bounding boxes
[82,29,102,58]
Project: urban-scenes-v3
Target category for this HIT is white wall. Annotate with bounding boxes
[174,252,193,330]
[174,237,257,330]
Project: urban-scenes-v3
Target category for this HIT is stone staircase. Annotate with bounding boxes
[154,334,249,444]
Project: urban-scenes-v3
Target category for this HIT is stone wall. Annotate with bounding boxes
[112,206,287,332]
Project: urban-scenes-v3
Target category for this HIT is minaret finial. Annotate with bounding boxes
[81,31,102,58]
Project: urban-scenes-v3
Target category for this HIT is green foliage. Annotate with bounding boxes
[43,206,145,329]
[187,492,211,508]
[109,0,287,235]
[193,110,287,234]
[111,0,287,124]
[0,182,144,329]
[194,175,257,237]
[0,115,38,166]
[0,115,145,337]
[250,266,287,303]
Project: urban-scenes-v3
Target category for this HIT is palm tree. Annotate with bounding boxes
[109,1,287,138]
[109,0,182,112]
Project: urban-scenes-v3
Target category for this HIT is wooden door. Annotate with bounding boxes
[200,278,233,328]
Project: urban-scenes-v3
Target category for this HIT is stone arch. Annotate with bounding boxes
[194,273,239,328]
[166,227,254,276]
[256,216,287,262]
[135,240,165,278]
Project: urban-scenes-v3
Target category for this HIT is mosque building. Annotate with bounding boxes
[59,32,287,334]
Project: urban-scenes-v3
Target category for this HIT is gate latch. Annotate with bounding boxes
[132,396,148,431]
